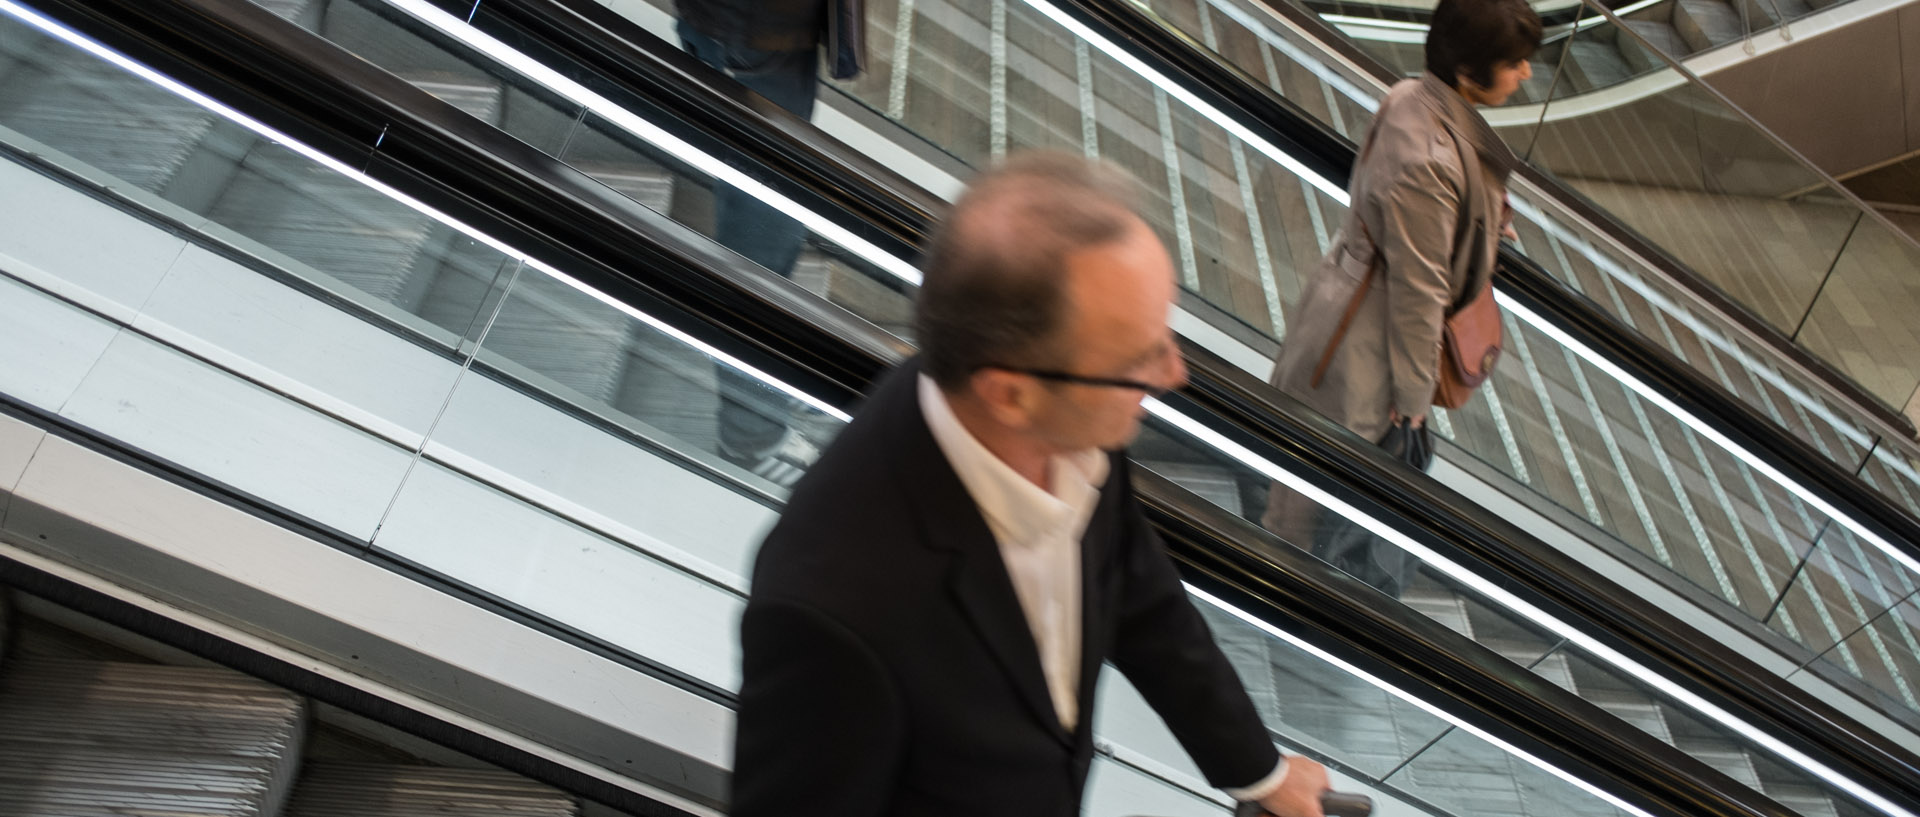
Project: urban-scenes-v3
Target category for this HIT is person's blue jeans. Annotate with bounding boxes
[680,21,820,457]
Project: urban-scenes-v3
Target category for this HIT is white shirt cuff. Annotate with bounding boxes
[1223,755,1290,802]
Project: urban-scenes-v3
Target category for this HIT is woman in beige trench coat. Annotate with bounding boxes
[1262,0,1541,596]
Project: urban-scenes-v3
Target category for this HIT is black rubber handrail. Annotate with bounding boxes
[432,0,1920,796]
[0,8,1809,809]
[1043,0,1920,530]
[486,0,1920,556]
[27,0,1920,812]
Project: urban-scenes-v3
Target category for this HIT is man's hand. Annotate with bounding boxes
[1257,756,1330,817]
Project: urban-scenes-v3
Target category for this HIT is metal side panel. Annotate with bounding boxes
[0,431,732,812]
[0,657,308,817]
[287,761,579,817]
[0,157,188,326]
[0,273,121,423]
[0,588,10,672]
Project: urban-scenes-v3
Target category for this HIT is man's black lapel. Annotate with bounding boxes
[1072,453,1122,743]
[880,363,1072,747]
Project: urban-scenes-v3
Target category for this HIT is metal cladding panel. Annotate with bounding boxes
[0,657,307,817]
[287,761,580,817]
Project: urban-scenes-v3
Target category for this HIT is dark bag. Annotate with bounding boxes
[824,0,866,79]
[1309,418,1432,599]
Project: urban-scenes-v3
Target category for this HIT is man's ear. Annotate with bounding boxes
[968,368,1039,431]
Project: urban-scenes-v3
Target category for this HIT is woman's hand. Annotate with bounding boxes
[1389,409,1427,428]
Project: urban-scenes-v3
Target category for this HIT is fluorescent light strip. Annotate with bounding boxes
[368,2,1920,808]
[0,0,848,424]
[375,1,1919,808]
[1326,22,1427,44]
[1319,13,1428,31]
[1186,585,1661,817]
[71,0,1913,803]
[1015,0,1352,205]
[1149,391,1914,817]
[385,0,923,288]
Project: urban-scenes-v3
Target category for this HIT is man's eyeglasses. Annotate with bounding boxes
[987,366,1170,397]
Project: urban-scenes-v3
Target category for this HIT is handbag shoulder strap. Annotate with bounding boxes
[1309,220,1381,389]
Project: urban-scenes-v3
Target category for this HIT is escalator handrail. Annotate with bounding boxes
[1037,0,1920,542]
[460,0,1920,792]
[1199,0,1920,442]
[501,0,1920,571]
[1171,335,1920,798]
[24,0,1920,811]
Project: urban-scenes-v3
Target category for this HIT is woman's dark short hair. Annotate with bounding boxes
[1425,0,1543,89]
[916,152,1143,391]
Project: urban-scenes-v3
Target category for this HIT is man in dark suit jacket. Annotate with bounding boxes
[731,153,1329,817]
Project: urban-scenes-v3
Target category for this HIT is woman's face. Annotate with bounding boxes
[1459,58,1532,106]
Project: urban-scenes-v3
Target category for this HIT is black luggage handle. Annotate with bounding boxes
[1232,791,1373,817]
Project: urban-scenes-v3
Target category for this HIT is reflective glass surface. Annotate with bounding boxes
[231,0,1920,737]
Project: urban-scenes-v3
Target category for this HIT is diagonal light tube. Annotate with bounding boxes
[1147,397,1917,817]
[0,0,850,425]
[385,0,924,287]
[231,1,1920,813]
[1187,584,1661,817]
[378,5,1920,815]
[27,0,1918,813]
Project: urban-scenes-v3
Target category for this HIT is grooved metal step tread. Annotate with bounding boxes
[0,658,306,817]
[1400,587,1475,640]
[1673,740,1762,789]
[207,140,442,306]
[405,75,507,126]
[286,761,579,817]
[1762,783,1840,817]
[1619,20,1689,67]
[572,160,677,216]
[1571,686,1673,743]
[1672,0,1745,50]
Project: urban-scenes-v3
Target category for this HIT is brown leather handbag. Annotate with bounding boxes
[1310,221,1502,411]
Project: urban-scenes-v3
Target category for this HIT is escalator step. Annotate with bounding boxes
[1674,741,1762,789]
[286,760,578,816]
[1672,0,1744,51]
[1619,21,1688,71]
[254,0,317,23]
[1764,784,1840,817]
[1400,587,1475,640]
[206,139,440,307]
[574,161,677,216]
[0,657,306,817]
[1570,687,1673,743]
[409,75,508,126]
[1565,41,1634,91]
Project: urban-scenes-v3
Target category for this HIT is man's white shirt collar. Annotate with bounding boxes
[917,375,1109,545]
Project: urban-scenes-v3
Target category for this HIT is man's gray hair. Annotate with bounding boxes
[916,151,1145,390]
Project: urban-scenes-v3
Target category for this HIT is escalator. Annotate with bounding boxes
[0,1,1917,817]
[215,0,1920,750]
